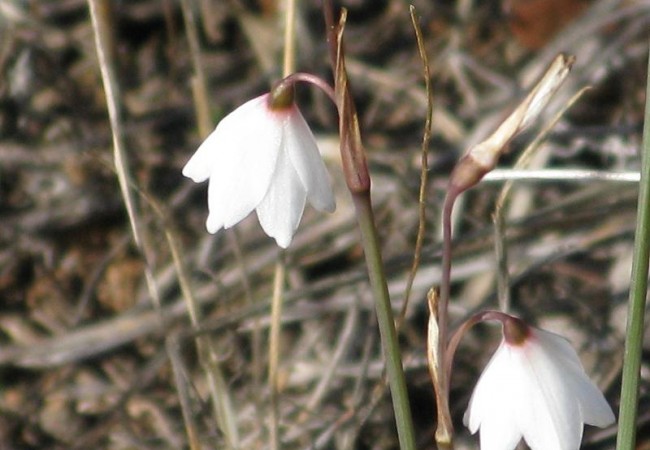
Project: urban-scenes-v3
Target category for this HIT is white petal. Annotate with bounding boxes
[532,328,586,372]
[573,376,616,427]
[256,146,307,248]
[284,107,335,213]
[466,325,615,450]
[183,95,270,183]
[533,330,615,428]
[203,95,283,232]
[465,342,523,450]
[464,342,506,432]
[513,340,581,450]
[182,128,221,183]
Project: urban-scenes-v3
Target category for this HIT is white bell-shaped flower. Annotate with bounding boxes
[183,93,335,248]
[464,318,615,450]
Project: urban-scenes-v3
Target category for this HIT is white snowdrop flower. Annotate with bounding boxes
[183,93,335,248]
[464,317,615,450]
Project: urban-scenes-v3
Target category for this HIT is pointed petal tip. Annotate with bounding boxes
[259,212,294,248]
[182,164,207,183]
[586,404,616,428]
[206,214,223,234]
[312,197,336,214]
[274,235,291,248]
[259,206,298,249]
[462,408,475,432]
[182,130,222,183]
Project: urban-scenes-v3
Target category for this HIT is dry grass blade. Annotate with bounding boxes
[86,0,164,332]
[86,0,139,244]
[493,86,591,311]
[175,1,242,447]
[180,0,212,138]
[400,5,434,326]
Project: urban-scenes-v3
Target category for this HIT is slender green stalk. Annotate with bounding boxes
[322,3,414,445]
[352,192,416,450]
[615,44,650,450]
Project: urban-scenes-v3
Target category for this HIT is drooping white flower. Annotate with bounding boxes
[464,318,615,450]
[183,93,335,248]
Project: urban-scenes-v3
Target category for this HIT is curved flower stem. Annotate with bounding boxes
[438,192,456,365]
[431,55,574,446]
[352,192,416,450]
[616,43,650,450]
[274,72,337,105]
[445,310,511,382]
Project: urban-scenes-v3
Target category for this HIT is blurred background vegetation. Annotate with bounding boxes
[0,0,648,448]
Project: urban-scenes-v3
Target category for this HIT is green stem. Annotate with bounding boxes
[352,192,416,450]
[615,45,650,450]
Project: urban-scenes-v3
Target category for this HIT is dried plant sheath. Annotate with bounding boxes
[324,6,370,193]
[450,54,575,194]
[427,289,453,446]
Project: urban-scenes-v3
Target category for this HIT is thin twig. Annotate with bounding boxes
[400,5,433,326]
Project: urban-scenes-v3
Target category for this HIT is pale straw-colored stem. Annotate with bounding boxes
[267,1,298,447]
[268,254,286,450]
[282,0,297,77]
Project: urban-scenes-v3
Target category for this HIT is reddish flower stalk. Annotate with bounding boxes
[432,54,575,446]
